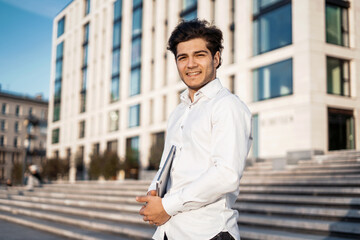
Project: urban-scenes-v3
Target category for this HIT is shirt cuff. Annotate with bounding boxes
[161,192,184,216]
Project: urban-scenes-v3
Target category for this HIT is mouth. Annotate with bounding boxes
[186,71,201,77]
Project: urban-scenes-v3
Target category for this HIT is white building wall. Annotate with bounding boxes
[47,0,360,180]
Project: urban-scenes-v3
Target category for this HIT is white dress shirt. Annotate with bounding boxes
[148,78,252,240]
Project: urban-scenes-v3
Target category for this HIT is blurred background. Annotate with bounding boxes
[0,0,359,184]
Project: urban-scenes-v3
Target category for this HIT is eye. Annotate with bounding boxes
[177,56,186,61]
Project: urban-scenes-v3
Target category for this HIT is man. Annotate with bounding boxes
[136,19,252,240]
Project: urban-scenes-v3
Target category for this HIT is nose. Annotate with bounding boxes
[187,57,197,68]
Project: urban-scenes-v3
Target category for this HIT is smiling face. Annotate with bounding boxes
[175,38,220,101]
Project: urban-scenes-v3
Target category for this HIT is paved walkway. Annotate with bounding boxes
[0,220,67,240]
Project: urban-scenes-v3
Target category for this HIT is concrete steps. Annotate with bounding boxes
[0,151,359,239]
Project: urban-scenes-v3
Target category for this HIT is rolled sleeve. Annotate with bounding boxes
[161,192,183,216]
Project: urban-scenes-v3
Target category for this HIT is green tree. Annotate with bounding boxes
[88,151,121,180]
[42,158,69,181]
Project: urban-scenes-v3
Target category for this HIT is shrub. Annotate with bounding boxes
[42,158,69,181]
[88,151,121,180]
[11,161,23,185]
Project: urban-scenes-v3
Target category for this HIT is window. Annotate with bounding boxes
[180,0,197,20]
[111,0,123,102]
[327,57,350,97]
[92,143,100,155]
[57,16,65,37]
[54,41,64,122]
[130,67,141,96]
[326,0,349,47]
[85,0,91,16]
[0,120,5,131]
[1,104,7,114]
[109,110,119,132]
[126,136,139,162]
[13,137,18,147]
[0,136,4,146]
[107,140,118,153]
[328,108,355,150]
[111,76,120,101]
[79,121,85,138]
[28,107,33,116]
[81,23,90,113]
[14,121,19,133]
[53,104,60,122]
[253,58,292,101]
[253,0,292,55]
[130,0,142,97]
[129,104,140,128]
[132,6,142,37]
[15,105,20,116]
[52,128,60,144]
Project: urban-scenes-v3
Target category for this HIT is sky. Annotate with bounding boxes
[0,0,73,100]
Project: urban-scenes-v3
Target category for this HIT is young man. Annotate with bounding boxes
[136,19,252,240]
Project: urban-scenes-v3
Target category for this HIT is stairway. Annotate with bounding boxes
[0,151,359,240]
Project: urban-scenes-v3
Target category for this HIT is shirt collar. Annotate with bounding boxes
[180,78,223,105]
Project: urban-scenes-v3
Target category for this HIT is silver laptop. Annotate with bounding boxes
[156,145,176,198]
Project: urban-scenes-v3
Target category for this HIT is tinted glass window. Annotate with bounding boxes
[253,58,292,101]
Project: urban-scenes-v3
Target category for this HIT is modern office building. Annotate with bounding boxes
[47,0,360,181]
[0,91,48,184]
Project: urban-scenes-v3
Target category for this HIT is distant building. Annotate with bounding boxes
[48,0,360,181]
[0,91,48,184]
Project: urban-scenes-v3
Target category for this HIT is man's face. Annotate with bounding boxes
[175,38,220,94]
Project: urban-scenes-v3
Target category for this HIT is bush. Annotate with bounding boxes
[11,161,23,185]
[124,149,139,179]
[148,140,164,170]
[88,151,121,180]
[42,158,69,181]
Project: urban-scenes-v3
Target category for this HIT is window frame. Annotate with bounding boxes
[252,0,292,55]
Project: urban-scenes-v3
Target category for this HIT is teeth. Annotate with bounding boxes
[187,72,200,76]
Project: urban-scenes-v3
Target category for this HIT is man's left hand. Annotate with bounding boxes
[136,195,171,226]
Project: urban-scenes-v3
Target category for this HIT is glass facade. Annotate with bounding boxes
[80,23,90,113]
[253,58,292,101]
[129,104,140,128]
[53,41,64,122]
[327,57,350,97]
[52,128,60,144]
[181,0,197,20]
[326,0,349,47]
[130,0,142,96]
[57,17,65,38]
[111,0,122,102]
[253,0,292,55]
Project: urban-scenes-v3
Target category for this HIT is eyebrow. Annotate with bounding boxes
[176,50,209,60]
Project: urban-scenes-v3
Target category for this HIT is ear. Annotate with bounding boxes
[213,51,220,68]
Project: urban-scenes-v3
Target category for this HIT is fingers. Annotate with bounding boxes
[136,195,149,203]
[148,190,157,196]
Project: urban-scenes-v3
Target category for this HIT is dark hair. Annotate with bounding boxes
[167,19,224,69]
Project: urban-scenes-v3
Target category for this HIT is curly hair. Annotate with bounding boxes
[167,19,224,69]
